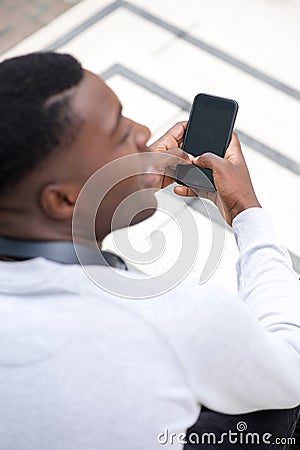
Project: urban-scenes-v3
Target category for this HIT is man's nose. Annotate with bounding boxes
[133,121,151,148]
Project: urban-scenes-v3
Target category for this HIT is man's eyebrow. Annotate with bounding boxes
[110,103,123,136]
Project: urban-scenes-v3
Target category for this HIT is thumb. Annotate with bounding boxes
[192,152,223,171]
[224,132,245,161]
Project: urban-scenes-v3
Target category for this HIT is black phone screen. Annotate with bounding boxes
[176,93,238,190]
[183,94,238,157]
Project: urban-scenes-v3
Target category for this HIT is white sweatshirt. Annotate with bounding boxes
[0,207,299,450]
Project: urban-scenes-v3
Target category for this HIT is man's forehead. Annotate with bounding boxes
[73,69,120,136]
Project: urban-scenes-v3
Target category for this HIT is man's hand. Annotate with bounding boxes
[174,133,261,226]
[150,122,192,188]
[150,121,187,152]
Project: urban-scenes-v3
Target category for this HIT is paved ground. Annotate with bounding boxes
[0,0,82,53]
[0,0,299,290]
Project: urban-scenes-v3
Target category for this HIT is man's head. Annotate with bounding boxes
[0,52,157,244]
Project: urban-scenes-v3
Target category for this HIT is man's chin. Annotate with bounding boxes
[103,191,158,234]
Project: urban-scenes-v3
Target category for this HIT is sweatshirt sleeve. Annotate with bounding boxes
[150,208,300,414]
[233,208,300,353]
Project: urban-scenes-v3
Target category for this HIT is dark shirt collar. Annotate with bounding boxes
[0,236,127,270]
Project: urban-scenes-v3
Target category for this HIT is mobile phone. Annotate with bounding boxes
[175,93,238,191]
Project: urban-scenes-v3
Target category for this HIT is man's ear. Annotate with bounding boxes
[39,183,78,220]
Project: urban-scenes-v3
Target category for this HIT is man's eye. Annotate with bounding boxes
[118,125,132,145]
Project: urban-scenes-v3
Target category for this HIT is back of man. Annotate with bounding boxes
[0,52,300,450]
[0,259,214,450]
[0,236,299,450]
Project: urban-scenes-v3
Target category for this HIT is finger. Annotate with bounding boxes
[158,122,188,147]
[174,185,216,202]
[149,121,188,154]
[224,132,245,161]
[149,150,192,187]
[168,121,188,139]
[192,152,223,170]
[165,147,192,163]
[161,174,175,188]
[173,121,188,149]
[153,149,193,175]
[174,185,197,197]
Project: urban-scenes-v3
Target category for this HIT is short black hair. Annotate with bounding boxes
[0,52,84,195]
